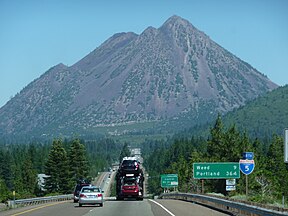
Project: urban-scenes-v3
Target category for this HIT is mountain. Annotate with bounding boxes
[178,84,288,140]
[0,15,278,139]
[222,84,288,138]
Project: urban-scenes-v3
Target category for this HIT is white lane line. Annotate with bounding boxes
[148,199,175,216]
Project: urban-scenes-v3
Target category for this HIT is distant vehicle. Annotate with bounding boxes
[78,186,104,207]
[73,180,91,203]
[119,157,141,174]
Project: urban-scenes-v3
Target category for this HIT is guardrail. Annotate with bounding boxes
[159,192,288,216]
[7,194,73,208]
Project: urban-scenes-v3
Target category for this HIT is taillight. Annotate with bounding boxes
[80,194,86,198]
[98,194,103,197]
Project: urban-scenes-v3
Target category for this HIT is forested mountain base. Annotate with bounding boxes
[1,115,287,206]
[143,115,288,204]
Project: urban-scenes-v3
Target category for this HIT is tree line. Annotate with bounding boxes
[143,115,288,203]
[1,114,287,205]
[0,138,121,202]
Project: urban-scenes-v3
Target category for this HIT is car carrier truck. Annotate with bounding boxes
[116,157,144,200]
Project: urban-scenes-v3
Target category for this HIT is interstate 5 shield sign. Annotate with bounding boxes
[239,159,255,175]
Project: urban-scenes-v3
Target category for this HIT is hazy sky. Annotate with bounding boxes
[0,0,287,107]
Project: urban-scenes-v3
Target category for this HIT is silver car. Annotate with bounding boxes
[78,186,104,207]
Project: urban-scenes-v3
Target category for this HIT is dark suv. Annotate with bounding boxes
[119,157,141,174]
[73,180,91,203]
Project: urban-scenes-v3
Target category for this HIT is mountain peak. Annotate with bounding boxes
[140,26,158,37]
[0,15,278,139]
[159,15,198,39]
[165,15,187,23]
[161,15,193,29]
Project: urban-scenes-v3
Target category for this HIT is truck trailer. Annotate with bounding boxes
[116,157,144,200]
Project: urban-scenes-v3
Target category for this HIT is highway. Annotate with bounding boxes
[1,166,229,215]
[84,199,229,216]
[2,170,228,216]
[2,198,229,216]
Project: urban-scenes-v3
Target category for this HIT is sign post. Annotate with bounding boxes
[240,152,255,200]
[226,179,236,191]
[193,162,239,194]
[242,152,254,160]
[193,162,240,179]
[13,191,15,206]
[239,159,255,175]
[161,174,178,192]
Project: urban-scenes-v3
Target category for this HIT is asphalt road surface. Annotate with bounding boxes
[1,171,229,216]
[1,170,229,216]
[2,198,229,216]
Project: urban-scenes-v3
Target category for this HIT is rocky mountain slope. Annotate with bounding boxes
[0,15,278,138]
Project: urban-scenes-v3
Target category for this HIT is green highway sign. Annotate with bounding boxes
[161,174,178,188]
[193,162,240,179]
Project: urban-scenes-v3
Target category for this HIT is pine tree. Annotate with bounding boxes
[0,178,9,202]
[44,139,71,194]
[21,156,37,194]
[207,117,243,194]
[223,124,242,162]
[266,135,288,198]
[0,150,14,190]
[13,163,24,194]
[207,114,225,161]
[249,138,272,197]
[68,139,89,184]
[119,143,130,162]
[176,156,189,192]
[190,150,203,193]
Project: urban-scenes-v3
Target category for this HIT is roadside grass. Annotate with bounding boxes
[110,178,116,197]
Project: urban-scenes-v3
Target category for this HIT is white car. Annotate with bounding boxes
[78,186,104,207]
